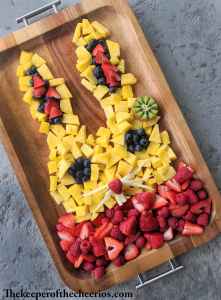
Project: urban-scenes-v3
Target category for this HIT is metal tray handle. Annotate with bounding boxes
[16,0,62,26]
[136,259,184,289]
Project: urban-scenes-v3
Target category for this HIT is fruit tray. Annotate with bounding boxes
[0,0,221,292]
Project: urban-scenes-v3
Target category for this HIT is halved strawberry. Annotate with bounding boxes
[94,222,113,240]
[181,180,190,191]
[58,213,75,228]
[49,106,63,120]
[92,44,105,56]
[166,179,181,192]
[119,216,137,236]
[56,224,75,236]
[82,254,96,262]
[124,244,139,261]
[190,179,203,191]
[139,211,159,232]
[158,186,176,204]
[182,221,203,236]
[163,227,174,241]
[32,74,46,88]
[112,210,124,225]
[66,250,76,265]
[44,99,59,116]
[69,238,81,257]
[152,195,168,209]
[74,254,84,269]
[132,192,155,212]
[190,199,211,215]
[174,165,193,184]
[144,232,164,249]
[91,238,106,257]
[57,230,75,242]
[104,237,124,261]
[170,204,189,218]
[46,87,61,100]
[33,86,47,98]
[156,215,167,230]
[59,240,73,252]
[108,179,123,194]
[80,222,94,240]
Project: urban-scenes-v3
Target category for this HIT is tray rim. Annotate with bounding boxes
[0,0,221,292]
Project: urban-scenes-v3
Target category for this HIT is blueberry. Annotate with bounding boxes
[83,159,90,168]
[133,134,139,143]
[109,86,118,93]
[86,39,99,52]
[92,57,97,65]
[93,65,104,79]
[97,77,106,85]
[83,168,91,176]
[137,128,145,137]
[25,66,37,76]
[135,144,142,152]
[128,145,135,153]
[49,117,62,124]
[37,101,45,113]
[76,157,85,166]
[125,132,133,143]
[139,138,148,147]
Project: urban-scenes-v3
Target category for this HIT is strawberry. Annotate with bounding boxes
[124,232,140,246]
[32,74,46,88]
[181,180,190,191]
[113,254,125,267]
[177,219,185,232]
[157,206,170,218]
[108,179,123,194]
[110,225,125,241]
[157,216,167,230]
[49,106,63,120]
[112,210,124,225]
[190,199,211,215]
[197,213,209,226]
[128,208,140,218]
[57,231,75,242]
[158,186,176,204]
[182,221,203,236]
[190,179,203,191]
[92,213,105,227]
[95,257,109,267]
[163,227,174,241]
[144,233,164,249]
[174,165,193,184]
[95,52,109,64]
[145,242,152,250]
[59,240,73,252]
[119,216,137,236]
[82,261,95,272]
[92,44,105,56]
[66,250,76,265]
[82,254,96,262]
[80,222,94,240]
[184,189,198,204]
[56,224,75,236]
[175,193,188,205]
[44,98,59,116]
[124,244,139,261]
[166,179,181,192]
[168,217,178,229]
[91,238,106,257]
[132,192,155,212]
[101,217,109,225]
[94,222,113,240]
[104,237,124,261]
[92,266,105,280]
[105,208,114,219]
[46,87,61,100]
[139,211,159,232]
[80,240,91,254]
[33,86,47,98]
[102,62,121,85]
[197,189,208,200]
[74,254,84,269]
[135,236,146,249]
[69,238,81,257]
[58,213,75,228]
[184,211,196,222]
[152,195,168,209]
[170,204,189,218]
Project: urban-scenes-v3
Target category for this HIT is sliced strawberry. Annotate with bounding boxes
[58,213,75,228]
[135,236,146,249]
[80,240,91,254]
[152,195,168,209]
[163,227,174,241]
[74,254,84,269]
[92,213,105,227]
[46,86,61,100]
[92,44,105,56]
[156,216,167,230]
[132,192,155,212]
[108,179,123,194]
[82,254,96,262]
[56,224,76,236]
[181,180,190,191]
[69,238,81,257]
[32,74,45,88]
[124,232,141,246]
[190,199,211,215]
[66,250,76,265]
[91,238,106,257]
[119,216,137,236]
[157,206,170,218]
[177,219,185,232]
[33,86,47,98]
[112,210,124,225]
[144,232,164,249]
[49,106,63,120]
[184,211,196,222]
[182,221,203,236]
[57,231,75,242]
[59,240,73,252]
[92,266,105,280]
[175,193,188,205]
[104,237,124,261]
[128,208,140,218]
[168,217,178,229]
[174,165,193,184]
[190,179,203,191]
[139,211,159,232]
[158,186,176,204]
[170,204,189,218]
[44,98,59,116]
[82,261,95,272]
[197,213,209,226]
[184,189,198,204]
[124,244,139,261]
[80,222,94,240]
[110,225,125,241]
[113,254,125,267]
[166,179,181,192]
[94,222,113,240]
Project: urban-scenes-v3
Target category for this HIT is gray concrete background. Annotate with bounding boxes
[0,0,221,299]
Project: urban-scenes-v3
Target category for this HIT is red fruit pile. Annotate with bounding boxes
[56,162,212,279]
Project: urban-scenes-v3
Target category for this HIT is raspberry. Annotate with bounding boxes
[135,236,146,249]
[175,193,188,205]
[190,179,203,191]
[197,189,208,200]
[184,211,196,223]
[105,208,114,219]
[177,219,185,232]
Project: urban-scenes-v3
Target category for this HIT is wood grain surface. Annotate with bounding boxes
[0,0,221,292]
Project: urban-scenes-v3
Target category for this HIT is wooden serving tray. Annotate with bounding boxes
[0,0,221,292]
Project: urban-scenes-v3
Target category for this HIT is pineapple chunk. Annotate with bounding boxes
[117,160,133,177]
[63,198,77,213]
[47,132,60,149]
[91,21,110,37]
[37,64,53,80]
[71,142,82,159]
[48,161,57,174]
[50,176,57,192]
[122,85,134,99]
[56,84,72,98]
[19,76,32,87]
[57,184,70,201]
[87,134,95,146]
[147,142,161,156]
[128,97,136,108]
[75,205,88,217]
[161,130,170,145]
[16,65,25,77]
[81,79,96,92]
[117,121,132,133]
[57,142,71,156]
[106,40,120,59]
[50,124,66,138]
[39,121,50,134]
[61,174,75,186]
[50,191,63,204]
[96,127,111,138]
[111,133,124,146]
[121,73,137,85]
[91,164,99,182]
[76,46,91,60]
[49,149,57,161]
[93,85,109,100]
[105,197,116,209]
[31,53,46,67]
[49,78,65,86]
[96,136,109,148]
[60,99,73,114]
[168,147,177,160]
[69,184,82,199]
[75,125,86,144]
[92,152,109,165]
[81,65,97,84]
[20,51,33,64]
[76,57,92,72]
[118,59,125,73]
[66,124,78,135]
[125,152,137,167]
[72,23,82,44]
[116,112,131,123]
[62,114,80,125]
[149,124,161,144]
[22,88,33,104]
[104,106,114,119]
[62,135,75,147]
[58,159,72,179]
[114,101,128,112]
[82,19,94,35]
[81,144,93,158]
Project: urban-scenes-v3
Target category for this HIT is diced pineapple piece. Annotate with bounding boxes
[50,124,66,138]
[96,136,109,148]
[63,198,77,213]
[128,97,136,108]
[76,37,87,46]
[81,65,97,84]
[16,65,25,77]
[92,152,109,165]
[143,168,153,180]
[57,159,72,179]
[50,191,63,204]
[114,101,128,112]
[143,116,161,128]
[93,85,109,100]
[147,142,161,156]
[91,21,110,37]
[84,32,97,44]
[117,160,133,177]
[61,174,75,186]
[20,51,33,65]
[75,125,86,144]
[149,124,161,144]
[118,59,125,73]
[50,176,57,192]
[94,145,103,154]
[156,145,169,157]
[57,142,71,156]
[22,88,33,104]
[117,121,132,133]
[105,197,116,209]
[116,112,131,123]
[81,144,93,158]
[57,184,70,201]
[37,64,53,80]
[76,46,91,60]
[19,76,32,87]
[56,84,72,98]
[104,165,116,181]
[104,106,114,119]
[125,152,137,167]
[31,53,46,67]
[151,156,163,169]
[76,57,92,72]
[69,184,82,198]
[91,164,99,182]
[48,161,57,174]
[82,19,94,35]
[110,57,120,65]
[111,133,124,146]
[122,85,134,99]
[72,23,82,44]
[49,78,65,87]
[75,205,88,217]
[49,149,57,160]
[71,142,82,159]
[47,131,60,149]
[81,79,96,92]
[60,99,73,114]
[161,130,170,145]
[168,147,177,160]
[65,124,78,136]
[96,127,111,138]
[121,73,137,85]
[87,134,95,146]
[39,121,50,134]
[62,114,80,125]
[106,40,120,59]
